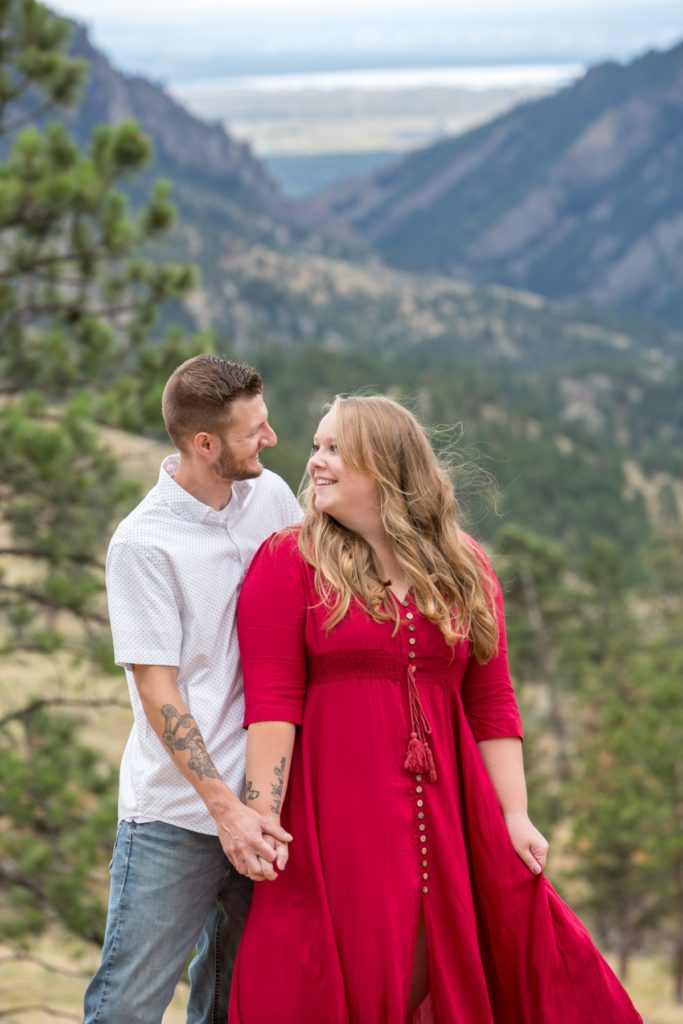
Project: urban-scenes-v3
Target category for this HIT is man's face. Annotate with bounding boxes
[213,394,277,481]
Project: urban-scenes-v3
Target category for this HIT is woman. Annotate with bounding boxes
[228,395,641,1024]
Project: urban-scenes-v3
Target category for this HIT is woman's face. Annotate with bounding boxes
[307,408,380,531]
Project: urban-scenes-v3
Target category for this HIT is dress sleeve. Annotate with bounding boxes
[237,531,308,727]
[460,541,524,743]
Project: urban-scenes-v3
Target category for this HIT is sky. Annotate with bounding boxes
[50,0,683,82]
[48,0,683,15]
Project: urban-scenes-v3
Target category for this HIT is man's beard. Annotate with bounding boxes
[213,438,263,482]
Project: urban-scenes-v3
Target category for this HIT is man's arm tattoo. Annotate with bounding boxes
[270,756,287,815]
[161,703,220,781]
[246,780,260,801]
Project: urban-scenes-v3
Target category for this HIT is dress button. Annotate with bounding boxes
[422,886,429,894]
[415,775,422,782]
[421,860,428,867]
[417,811,424,819]
[423,872,429,881]
[409,637,416,646]
[421,846,427,855]
[402,600,409,608]
[418,824,426,832]
[416,799,424,807]
[408,624,416,632]
[408,651,416,659]
[416,785,423,794]
[406,612,414,620]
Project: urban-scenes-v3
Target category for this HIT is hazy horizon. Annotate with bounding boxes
[51,3,683,84]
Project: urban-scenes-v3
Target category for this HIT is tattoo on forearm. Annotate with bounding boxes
[246,780,260,801]
[161,703,220,781]
[270,756,287,815]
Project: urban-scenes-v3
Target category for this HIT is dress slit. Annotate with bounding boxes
[408,905,435,1024]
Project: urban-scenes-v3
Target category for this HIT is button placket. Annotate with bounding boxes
[403,602,432,896]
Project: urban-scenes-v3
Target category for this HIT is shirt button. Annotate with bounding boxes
[417,811,425,819]
[416,786,423,794]
[422,886,429,894]
[418,824,426,832]
[415,775,422,782]
[409,637,416,646]
[409,624,416,632]
[402,600,409,608]
[417,799,424,807]
[421,846,427,855]
[421,860,428,867]
[423,872,429,881]
[406,612,414,620]
[408,651,416,659]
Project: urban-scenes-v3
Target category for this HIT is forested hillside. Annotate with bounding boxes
[319,40,683,324]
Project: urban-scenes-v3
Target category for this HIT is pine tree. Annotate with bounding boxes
[0,0,204,946]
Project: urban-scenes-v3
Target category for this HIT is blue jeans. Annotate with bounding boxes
[83,820,252,1024]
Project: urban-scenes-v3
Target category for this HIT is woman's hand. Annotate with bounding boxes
[504,811,549,875]
[252,823,289,881]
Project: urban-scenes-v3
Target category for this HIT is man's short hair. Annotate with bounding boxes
[162,354,263,450]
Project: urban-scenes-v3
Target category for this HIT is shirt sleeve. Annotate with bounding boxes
[106,540,182,668]
[460,542,524,743]
[238,531,308,727]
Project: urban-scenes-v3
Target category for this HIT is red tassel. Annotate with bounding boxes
[424,744,437,783]
[404,665,438,781]
[404,733,438,783]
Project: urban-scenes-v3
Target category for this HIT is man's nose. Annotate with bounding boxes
[261,424,277,447]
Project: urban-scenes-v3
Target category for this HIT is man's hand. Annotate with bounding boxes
[217,801,292,881]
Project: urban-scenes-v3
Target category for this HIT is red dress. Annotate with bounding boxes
[228,531,642,1024]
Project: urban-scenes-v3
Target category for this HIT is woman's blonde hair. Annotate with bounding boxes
[298,395,499,662]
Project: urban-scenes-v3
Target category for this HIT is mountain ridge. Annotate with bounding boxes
[64,22,359,251]
[318,39,683,324]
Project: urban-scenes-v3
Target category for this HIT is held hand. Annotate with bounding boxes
[256,830,290,878]
[217,802,292,881]
[504,812,549,875]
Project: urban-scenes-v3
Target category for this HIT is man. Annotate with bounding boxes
[84,355,301,1024]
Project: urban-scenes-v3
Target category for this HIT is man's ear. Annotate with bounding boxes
[191,431,217,459]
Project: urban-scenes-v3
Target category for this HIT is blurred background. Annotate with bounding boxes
[0,0,681,1020]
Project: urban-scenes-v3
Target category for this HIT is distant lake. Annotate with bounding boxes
[176,63,583,95]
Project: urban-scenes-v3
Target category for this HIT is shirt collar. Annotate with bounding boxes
[158,454,255,524]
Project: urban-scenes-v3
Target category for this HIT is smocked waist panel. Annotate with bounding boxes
[308,651,463,689]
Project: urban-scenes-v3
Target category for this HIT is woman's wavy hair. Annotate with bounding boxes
[297,395,499,662]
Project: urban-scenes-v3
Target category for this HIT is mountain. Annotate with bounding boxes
[64,23,356,253]
[28,17,682,558]
[318,40,683,325]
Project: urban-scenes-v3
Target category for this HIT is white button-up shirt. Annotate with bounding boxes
[106,454,302,834]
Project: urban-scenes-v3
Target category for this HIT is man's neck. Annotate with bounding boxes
[172,459,233,511]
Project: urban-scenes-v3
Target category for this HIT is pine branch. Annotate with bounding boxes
[0,953,90,980]
[0,548,104,568]
[0,697,128,730]
[0,98,56,135]
[0,584,108,624]
[0,252,82,280]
